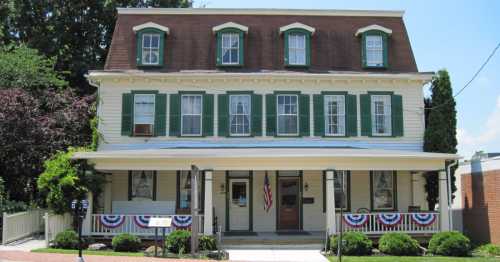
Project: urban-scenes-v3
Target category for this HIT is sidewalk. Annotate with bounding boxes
[0,251,210,262]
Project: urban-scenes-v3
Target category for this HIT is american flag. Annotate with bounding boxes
[264,173,272,212]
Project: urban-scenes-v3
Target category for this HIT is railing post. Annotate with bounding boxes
[44,213,49,247]
[2,212,7,245]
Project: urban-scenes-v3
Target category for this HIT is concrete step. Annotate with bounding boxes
[222,243,325,250]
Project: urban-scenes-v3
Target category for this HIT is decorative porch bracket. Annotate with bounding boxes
[325,170,336,235]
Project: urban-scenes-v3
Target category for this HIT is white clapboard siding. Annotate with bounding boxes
[97,79,425,148]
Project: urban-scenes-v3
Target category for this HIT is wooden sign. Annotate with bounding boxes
[148,217,172,228]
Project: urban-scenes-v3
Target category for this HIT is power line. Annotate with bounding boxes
[426,42,500,111]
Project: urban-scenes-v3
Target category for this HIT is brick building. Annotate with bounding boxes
[454,152,500,244]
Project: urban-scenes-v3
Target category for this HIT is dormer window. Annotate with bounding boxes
[133,22,169,67]
[355,25,392,69]
[280,23,315,67]
[213,22,248,67]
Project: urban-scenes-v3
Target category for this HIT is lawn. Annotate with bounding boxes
[327,256,499,262]
[31,248,144,257]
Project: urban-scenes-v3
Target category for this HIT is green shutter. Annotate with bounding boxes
[265,94,276,136]
[218,94,229,137]
[169,94,180,136]
[251,94,263,136]
[346,94,358,137]
[361,34,367,68]
[159,32,165,66]
[299,94,310,137]
[360,94,372,136]
[121,93,133,136]
[155,94,167,136]
[203,94,214,136]
[136,32,142,66]
[216,32,222,66]
[305,33,311,66]
[382,34,388,68]
[391,94,404,136]
[239,31,244,66]
[313,94,324,136]
[284,32,289,65]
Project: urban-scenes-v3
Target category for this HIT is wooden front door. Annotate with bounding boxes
[278,177,300,230]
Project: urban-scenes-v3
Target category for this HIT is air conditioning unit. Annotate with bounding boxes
[134,124,153,136]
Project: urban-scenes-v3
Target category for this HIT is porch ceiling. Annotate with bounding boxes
[73,147,459,171]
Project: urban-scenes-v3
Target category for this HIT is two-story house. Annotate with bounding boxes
[75,8,459,239]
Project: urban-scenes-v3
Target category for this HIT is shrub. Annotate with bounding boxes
[428,231,471,257]
[166,230,191,254]
[53,230,79,249]
[111,233,141,252]
[199,235,217,251]
[378,233,420,256]
[475,244,500,257]
[330,232,372,255]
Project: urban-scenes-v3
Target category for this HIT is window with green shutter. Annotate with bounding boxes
[360,92,403,137]
[360,30,389,69]
[251,93,263,136]
[121,91,166,137]
[313,92,357,137]
[135,28,166,67]
[271,92,308,137]
[216,28,245,67]
[283,29,311,67]
[265,94,276,136]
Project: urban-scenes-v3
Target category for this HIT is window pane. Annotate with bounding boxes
[277,95,298,135]
[372,171,394,210]
[131,171,154,201]
[230,95,251,136]
[181,95,202,135]
[143,35,151,48]
[134,94,155,125]
[371,95,391,136]
[151,35,160,48]
[221,33,239,64]
[334,171,348,209]
[231,182,247,207]
[366,35,383,66]
[230,48,238,63]
[179,171,203,210]
[324,95,345,136]
[288,33,306,65]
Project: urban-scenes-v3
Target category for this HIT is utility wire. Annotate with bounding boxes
[426,42,500,111]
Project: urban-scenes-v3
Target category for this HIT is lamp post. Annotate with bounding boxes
[71,199,88,262]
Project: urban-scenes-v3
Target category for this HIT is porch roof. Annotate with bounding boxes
[73,147,460,172]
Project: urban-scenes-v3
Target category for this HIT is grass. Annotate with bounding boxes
[31,248,144,257]
[327,256,500,262]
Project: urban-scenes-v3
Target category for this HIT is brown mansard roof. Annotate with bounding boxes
[105,8,418,73]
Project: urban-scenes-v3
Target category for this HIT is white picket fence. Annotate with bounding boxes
[44,212,72,247]
[1,209,44,244]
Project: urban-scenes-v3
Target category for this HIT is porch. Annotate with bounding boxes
[74,147,458,239]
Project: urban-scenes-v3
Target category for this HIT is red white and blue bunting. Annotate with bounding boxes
[99,215,125,228]
[343,214,369,228]
[133,215,151,228]
[411,213,436,227]
[172,215,192,229]
[377,213,402,227]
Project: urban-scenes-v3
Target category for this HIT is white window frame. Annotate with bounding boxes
[181,94,203,136]
[276,94,299,136]
[371,95,392,136]
[288,33,306,65]
[141,33,161,65]
[324,95,346,136]
[229,94,251,136]
[133,94,155,125]
[371,171,396,211]
[366,35,384,67]
[221,33,240,65]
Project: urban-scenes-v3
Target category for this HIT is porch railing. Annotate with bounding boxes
[89,214,204,237]
[336,212,440,235]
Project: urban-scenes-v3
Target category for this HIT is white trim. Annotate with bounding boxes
[118,8,404,17]
[355,24,392,36]
[212,22,249,34]
[279,22,316,35]
[132,22,169,34]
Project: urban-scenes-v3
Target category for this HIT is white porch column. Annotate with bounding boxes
[82,192,93,235]
[203,170,213,235]
[326,170,336,235]
[439,170,451,231]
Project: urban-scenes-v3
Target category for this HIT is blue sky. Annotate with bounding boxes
[196,0,500,158]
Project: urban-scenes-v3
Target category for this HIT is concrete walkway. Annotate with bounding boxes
[226,246,328,262]
[0,237,45,252]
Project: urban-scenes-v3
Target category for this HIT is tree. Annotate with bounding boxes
[37,149,105,214]
[0,45,66,89]
[3,0,191,95]
[423,70,458,210]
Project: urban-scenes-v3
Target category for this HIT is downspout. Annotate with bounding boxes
[447,160,459,231]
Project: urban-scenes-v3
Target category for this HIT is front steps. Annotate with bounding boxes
[221,231,326,249]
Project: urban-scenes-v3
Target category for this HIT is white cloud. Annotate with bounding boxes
[457,96,500,159]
